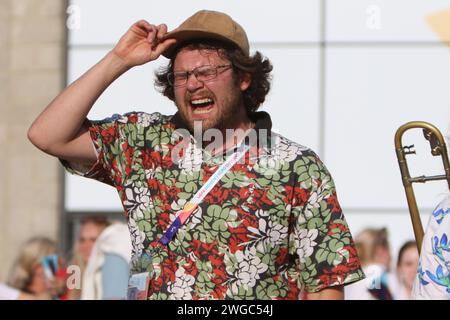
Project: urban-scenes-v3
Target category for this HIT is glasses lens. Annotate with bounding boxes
[169,65,230,86]
[168,72,187,86]
[195,66,217,82]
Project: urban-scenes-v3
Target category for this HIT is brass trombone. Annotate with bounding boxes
[395,121,450,253]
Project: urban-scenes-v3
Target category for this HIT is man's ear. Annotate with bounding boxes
[239,72,252,91]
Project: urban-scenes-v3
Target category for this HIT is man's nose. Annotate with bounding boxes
[186,73,204,91]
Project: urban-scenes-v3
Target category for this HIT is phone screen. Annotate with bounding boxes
[41,255,59,280]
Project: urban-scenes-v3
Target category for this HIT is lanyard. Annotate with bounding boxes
[159,144,250,245]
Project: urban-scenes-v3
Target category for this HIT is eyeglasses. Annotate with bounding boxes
[167,64,232,87]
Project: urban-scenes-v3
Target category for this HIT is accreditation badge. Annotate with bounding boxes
[127,272,150,300]
[127,252,152,300]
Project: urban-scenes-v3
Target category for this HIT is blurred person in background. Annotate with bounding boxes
[345,227,394,300]
[67,217,109,300]
[389,240,418,299]
[0,283,51,300]
[6,237,67,300]
[81,221,132,300]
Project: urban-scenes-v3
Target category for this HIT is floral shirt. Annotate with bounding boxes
[412,194,450,299]
[62,111,364,300]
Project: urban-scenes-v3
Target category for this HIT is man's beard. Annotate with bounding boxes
[176,88,244,134]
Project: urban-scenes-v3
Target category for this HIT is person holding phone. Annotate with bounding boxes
[7,237,67,299]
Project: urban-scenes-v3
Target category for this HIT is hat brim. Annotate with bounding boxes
[161,29,242,59]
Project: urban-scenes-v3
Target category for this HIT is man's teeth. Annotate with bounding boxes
[190,98,214,114]
[193,108,212,114]
[191,98,213,105]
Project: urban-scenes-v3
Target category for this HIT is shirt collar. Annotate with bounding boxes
[171,111,272,133]
[170,111,273,155]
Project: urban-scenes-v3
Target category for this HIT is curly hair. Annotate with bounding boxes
[154,39,273,114]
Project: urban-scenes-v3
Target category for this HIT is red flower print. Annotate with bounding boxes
[291,186,309,207]
[327,194,342,213]
[127,114,138,123]
[99,126,116,144]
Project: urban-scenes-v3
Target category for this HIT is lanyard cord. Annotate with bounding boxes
[159,143,250,245]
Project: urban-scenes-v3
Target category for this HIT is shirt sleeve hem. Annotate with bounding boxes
[304,270,366,293]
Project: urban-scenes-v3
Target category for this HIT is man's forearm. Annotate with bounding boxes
[28,51,129,154]
[306,286,344,300]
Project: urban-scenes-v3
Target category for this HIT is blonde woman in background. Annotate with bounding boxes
[7,237,65,299]
[0,283,48,300]
[345,228,394,300]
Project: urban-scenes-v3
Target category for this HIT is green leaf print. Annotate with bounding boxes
[129,125,137,144]
[196,224,218,243]
[306,217,323,229]
[137,220,151,233]
[177,192,192,200]
[233,286,254,300]
[184,181,198,193]
[146,128,161,148]
[300,258,318,284]
[110,142,119,155]
[256,177,270,187]
[315,248,328,264]
[136,126,145,147]
[326,252,337,265]
[328,238,344,252]
[224,252,238,274]
[211,220,228,232]
[208,205,223,219]
[151,292,168,300]
[293,158,310,175]
[267,284,283,298]
[153,198,164,214]
[197,270,210,283]
[221,172,237,188]
[160,130,170,145]
[168,234,191,254]
[308,163,320,179]
[178,173,187,183]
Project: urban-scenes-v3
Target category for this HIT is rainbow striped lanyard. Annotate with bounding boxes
[159,143,250,245]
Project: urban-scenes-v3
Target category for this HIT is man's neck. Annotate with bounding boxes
[202,118,254,156]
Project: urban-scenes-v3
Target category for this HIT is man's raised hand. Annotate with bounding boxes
[112,20,176,68]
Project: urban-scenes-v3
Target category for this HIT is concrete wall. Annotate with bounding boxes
[0,0,65,281]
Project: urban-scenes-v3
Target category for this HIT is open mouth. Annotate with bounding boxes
[190,98,214,115]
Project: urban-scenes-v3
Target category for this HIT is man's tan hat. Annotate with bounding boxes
[161,10,250,58]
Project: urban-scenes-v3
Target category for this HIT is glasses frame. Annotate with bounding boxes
[167,64,233,87]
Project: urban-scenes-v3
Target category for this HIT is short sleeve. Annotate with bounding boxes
[60,115,123,187]
[289,152,365,293]
[60,112,163,187]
